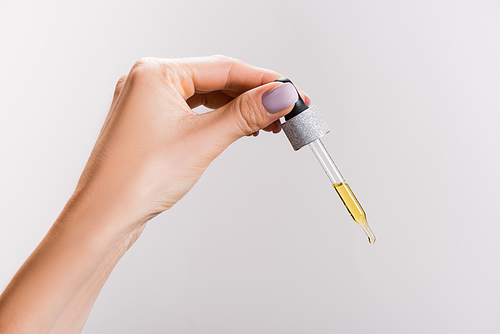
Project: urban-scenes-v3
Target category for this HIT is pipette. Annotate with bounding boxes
[277,78,375,244]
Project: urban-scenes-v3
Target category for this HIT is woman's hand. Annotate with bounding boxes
[76,55,307,232]
[0,56,309,334]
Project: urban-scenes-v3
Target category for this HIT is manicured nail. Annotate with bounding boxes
[262,83,298,113]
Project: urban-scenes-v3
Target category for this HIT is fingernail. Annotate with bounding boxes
[262,83,298,113]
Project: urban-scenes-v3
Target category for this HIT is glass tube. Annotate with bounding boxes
[309,138,376,244]
[309,138,344,185]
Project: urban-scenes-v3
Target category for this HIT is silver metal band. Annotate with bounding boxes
[281,105,330,151]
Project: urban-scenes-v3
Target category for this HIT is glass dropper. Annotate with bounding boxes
[276,77,375,244]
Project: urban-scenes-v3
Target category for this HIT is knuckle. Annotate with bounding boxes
[160,60,182,79]
[159,61,193,97]
[235,94,262,134]
[130,57,157,76]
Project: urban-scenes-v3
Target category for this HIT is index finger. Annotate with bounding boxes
[162,55,282,99]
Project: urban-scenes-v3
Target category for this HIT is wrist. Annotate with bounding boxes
[59,186,149,252]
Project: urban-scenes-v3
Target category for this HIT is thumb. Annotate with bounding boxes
[204,82,299,145]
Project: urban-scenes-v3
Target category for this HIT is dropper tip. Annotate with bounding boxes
[360,223,376,244]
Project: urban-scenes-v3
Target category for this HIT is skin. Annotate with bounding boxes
[0,55,310,333]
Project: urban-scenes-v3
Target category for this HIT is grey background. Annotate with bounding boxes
[1,0,499,333]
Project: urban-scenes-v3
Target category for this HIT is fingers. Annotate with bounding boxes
[158,55,283,100]
[262,119,282,134]
[246,120,280,137]
[122,56,310,142]
[132,55,311,110]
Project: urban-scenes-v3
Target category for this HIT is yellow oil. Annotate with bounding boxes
[333,182,376,244]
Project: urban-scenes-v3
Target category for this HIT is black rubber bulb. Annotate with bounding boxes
[274,77,309,121]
